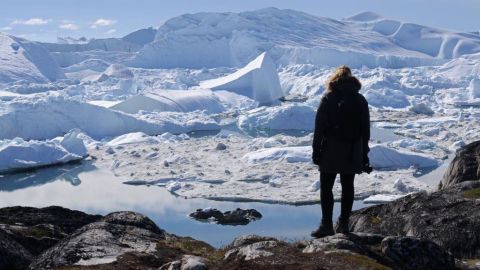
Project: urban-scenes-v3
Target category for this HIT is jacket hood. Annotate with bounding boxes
[327,76,362,93]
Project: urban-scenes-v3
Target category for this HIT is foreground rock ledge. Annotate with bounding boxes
[0,202,476,270]
[440,140,480,189]
[350,180,480,259]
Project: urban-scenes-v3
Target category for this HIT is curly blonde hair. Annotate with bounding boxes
[326,65,353,92]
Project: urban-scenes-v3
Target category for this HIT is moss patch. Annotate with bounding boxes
[464,188,480,199]
[370,216,381,225]
[158,236,224,262]
[466,259,480,267]
[328,252,392,270]
[24,226,52,238]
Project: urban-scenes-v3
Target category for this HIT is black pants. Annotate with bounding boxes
[320,172,354,223]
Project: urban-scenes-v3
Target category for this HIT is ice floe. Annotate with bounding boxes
[0,130,87,173]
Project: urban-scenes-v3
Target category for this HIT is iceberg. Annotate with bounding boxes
[369,145,438,169]
[0,94,219,140]
[238,104,315,131]
[0,33,65,83]
[200,52,284,104]
[131,8,479,70]
[110,89,225,114]
[0,130,87,174]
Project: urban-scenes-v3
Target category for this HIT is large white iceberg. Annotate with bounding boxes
[110,89,225,114]
[200,52,284,104]
[0,33,65,83]
[0,94,219,140]
[346,12,480,59]
[0,130,87,174]
[0,95,162,140]
[131,8,479,70]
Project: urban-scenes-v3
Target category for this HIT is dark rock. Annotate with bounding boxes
[350,181,480,258]
[0,206,101,255]
[440,140,480,189]
[0,205,101,233]
[302,234,362,253]
[224,239,280,261]
[101,211,165,236]
[29,211,166,269]
[300,232,392,268]
[190,208,224,220]
[346,232,385,246]
[227,235,278,249]
[0,229,33,270]
[219,233,392,269]
[215,143,227,150]
[189,208,262,225]
[381,236,455,270]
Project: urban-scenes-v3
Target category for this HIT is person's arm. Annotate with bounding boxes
[312,96,329,165]
[361,96,370,165]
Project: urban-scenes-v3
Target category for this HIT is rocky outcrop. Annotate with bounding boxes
[381,236,455,270]
[189,208,262,225]
[0,229,33,270]
[220,233,455,270]
[0,206,101,269]
[440,140,480,189]
[0,206,101,264]
[29,211,166,269]
[350,180,480,258]
[0,198,476,269]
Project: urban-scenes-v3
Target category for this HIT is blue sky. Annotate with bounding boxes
[1,0,478,42]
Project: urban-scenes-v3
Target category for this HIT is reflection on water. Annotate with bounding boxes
[0,161,96,192]
[0,162,366,247]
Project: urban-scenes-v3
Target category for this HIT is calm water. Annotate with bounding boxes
[0,161,366,248]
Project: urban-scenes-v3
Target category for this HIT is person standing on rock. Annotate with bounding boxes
[311,65,371,238]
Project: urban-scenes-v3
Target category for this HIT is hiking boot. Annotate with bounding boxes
[335,218,350,234]
[311,221,335,238]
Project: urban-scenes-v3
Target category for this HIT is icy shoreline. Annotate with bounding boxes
[88,131,435,205]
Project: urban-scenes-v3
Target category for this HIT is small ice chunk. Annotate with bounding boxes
[145,152,159,159]
[60,129,88,157]
[392,179,421,193]
[363,194,405,203]
[409,103,434,116]
[166,181,182,192]
[269,177,283,187]
[450,140,465,152]
[468,78,480,100]
[309,180,320,192]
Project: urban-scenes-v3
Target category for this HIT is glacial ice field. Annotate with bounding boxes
[1,8,480,205]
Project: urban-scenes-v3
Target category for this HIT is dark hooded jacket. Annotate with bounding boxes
[312,76,370,174]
